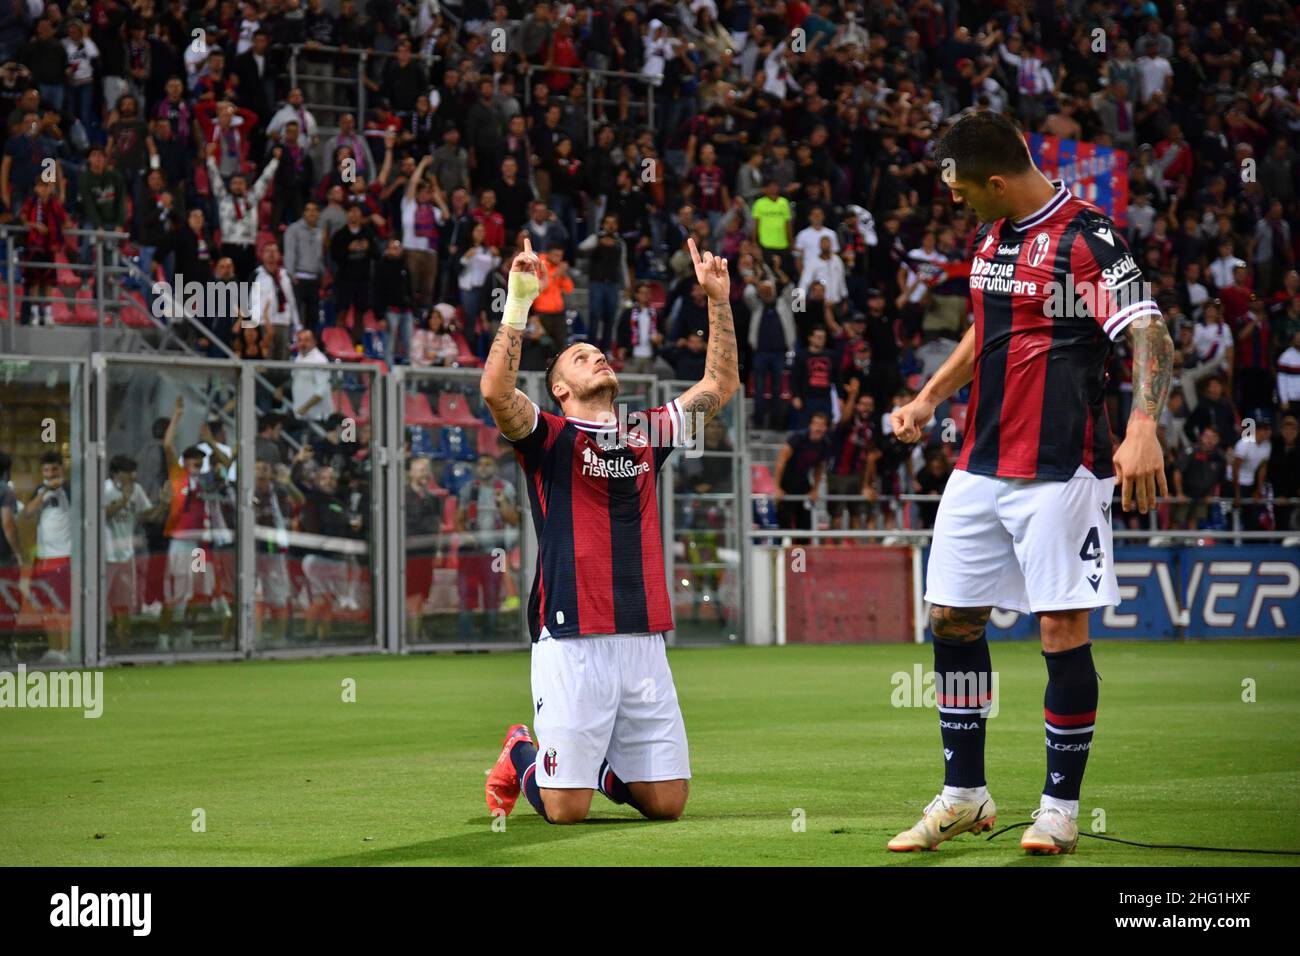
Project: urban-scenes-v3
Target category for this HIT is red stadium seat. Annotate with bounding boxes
[441,495,458,532]
[477,425,501,456]
[647,280,666,310]
[332,389,357,421]
[437,391,480,426]
[751,464,776,496]
[906,373,925,391]
[948,402,968,434]
[404,392,437,427]
[321,326,360,361]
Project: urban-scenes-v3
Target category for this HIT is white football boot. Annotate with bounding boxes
[887,792,997,851]
[1020,805,1079,855]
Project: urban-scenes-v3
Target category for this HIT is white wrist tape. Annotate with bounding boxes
[502,271,540,330]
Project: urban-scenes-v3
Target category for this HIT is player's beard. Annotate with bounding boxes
[576,372,620,406]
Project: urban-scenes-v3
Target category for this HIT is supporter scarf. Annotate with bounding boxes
[414,202,438,243]
[631,306,658,347]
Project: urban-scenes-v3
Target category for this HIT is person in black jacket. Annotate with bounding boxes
[299,463,366,642]
[233,30,275,156]
[328,203,378,345]
[272,121,315,229]
[374,237,414,365]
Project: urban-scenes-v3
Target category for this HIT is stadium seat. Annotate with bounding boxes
[441,495,459,533]
[441,461,473,495]
[477,425,501,457]
[436,426,477,461]
[451,332,481,367]
[752,497,778,529]
[906,373,925,391]
[437,390,480,426]
[409,425,436,457]
[750,464,776,496]
[321,326,360,361]
[949,402,968,434]
[404,392,437,427]
[647,280,666,310]
[332,390,357,422]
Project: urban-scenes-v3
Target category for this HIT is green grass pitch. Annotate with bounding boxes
[2,640,1298,866]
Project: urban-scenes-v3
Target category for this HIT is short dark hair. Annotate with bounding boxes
[40,451,62,467]
[181,445,205,462]
[934,111,1032,185]
[544,344,582,406]
[109,454,138,475]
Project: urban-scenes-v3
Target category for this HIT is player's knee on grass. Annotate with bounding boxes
[629,779,689,821]
[930,605,992,643]
[540,788,594,825]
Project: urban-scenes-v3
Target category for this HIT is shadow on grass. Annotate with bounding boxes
[298,814,658,866]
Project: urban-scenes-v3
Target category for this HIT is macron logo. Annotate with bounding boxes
[1094,227,1115,246]
[50,886,151,936]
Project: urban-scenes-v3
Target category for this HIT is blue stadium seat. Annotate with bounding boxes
[410,426,436,458]
[436,426,478,461]
[441,461,473,495]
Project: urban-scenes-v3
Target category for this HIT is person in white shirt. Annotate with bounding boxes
[267,88,320,145]
[1233,419,1273,529]
[104,454,152,650]
[401,154,448,318]
[23,452,73,662]
[251,242,299,361]
[61,19,99,132]
[1278,330,1300,412]
[798,236,847,304]
[1135,40,1174,104]
[290,328,335,425]
[793,207,839,267]
[1183,301,1235,411]
[1208,239,1247,290]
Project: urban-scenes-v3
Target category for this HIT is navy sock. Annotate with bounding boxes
[1043,643,1098,801]
[597,759,632,805]
[934,635,993,788]
[509,739,549,821]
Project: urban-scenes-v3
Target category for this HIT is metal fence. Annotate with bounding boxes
[0,349,1295,668]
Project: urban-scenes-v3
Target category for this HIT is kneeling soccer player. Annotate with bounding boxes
[481,237,739,824]
[887,111,1173,854]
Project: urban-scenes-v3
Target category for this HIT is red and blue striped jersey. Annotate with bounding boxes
[958,182,1160,481]
[507,400,688,641]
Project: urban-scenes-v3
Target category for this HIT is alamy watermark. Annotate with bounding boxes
[0,664,103,718]
[891,664,1000,719]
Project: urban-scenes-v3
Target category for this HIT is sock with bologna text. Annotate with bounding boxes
[508,738,549,821]
[1042,642,1098,817]
[934,634,993,792]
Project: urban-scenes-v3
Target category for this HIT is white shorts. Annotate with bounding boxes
[531,632,691,790]
[256,553,290,608]
[165,539,216,607]
[926,466,1120,615]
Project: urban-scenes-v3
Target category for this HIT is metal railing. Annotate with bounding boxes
[520,64,662,148]
[285,44,443,136]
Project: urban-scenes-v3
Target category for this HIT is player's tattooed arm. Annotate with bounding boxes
[676,240,740,442]
[1126,312,1174,426]
[481,322,535,441]
[929,605,992,642]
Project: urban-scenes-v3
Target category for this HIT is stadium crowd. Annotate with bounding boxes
[0,0,1298,649]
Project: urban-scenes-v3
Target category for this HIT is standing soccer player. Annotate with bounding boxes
[887,112,1173,855]
[481,237,739,824]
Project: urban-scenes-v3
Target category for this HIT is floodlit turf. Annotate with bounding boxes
[2,640,1298,866]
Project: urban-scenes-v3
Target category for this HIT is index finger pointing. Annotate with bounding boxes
[523,236,533,256]
[687,237,702,267]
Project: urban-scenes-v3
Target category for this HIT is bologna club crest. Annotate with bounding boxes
[1028,232,1051,267]
[543,748,558,776]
